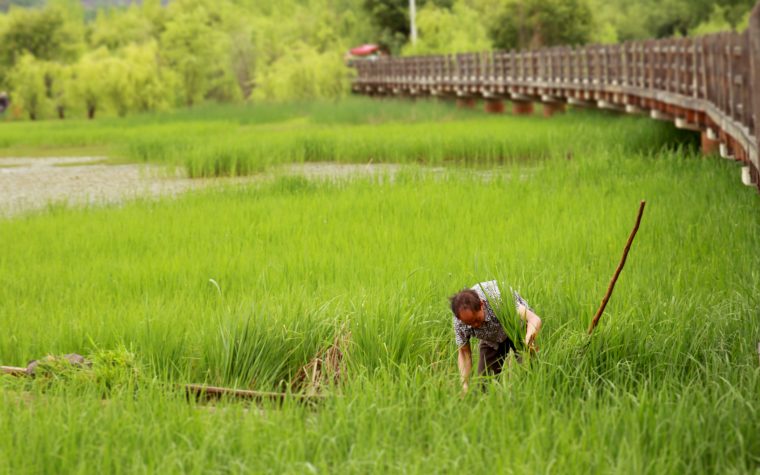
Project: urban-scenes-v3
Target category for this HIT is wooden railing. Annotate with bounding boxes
[351,2,760,191]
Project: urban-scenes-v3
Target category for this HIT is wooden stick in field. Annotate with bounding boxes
[2,366,323,403]
[1,366,27,376]
[588,200,647,335]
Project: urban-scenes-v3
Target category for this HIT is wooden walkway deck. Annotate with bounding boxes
[351,2,760,191]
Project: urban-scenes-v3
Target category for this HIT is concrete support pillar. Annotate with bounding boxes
[701,130,719,155]
[512,101,534,116]
[748,166,760,192]
[543,102,566,117]
[741,166,756,187]
[484,99,505,114]
[456,98,476,109]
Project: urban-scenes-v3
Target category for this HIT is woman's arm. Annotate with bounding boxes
[458,343,472,392]
[518,304,542,348]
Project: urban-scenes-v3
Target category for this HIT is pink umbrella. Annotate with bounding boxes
[349,44,381,56]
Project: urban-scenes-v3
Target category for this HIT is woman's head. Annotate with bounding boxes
[450,289,486,328]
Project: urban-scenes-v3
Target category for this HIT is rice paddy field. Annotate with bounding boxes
[1,98,759,474]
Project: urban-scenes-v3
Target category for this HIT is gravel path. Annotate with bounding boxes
[0,157,401,218]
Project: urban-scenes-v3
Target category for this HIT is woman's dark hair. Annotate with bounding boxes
[449,289,482,319]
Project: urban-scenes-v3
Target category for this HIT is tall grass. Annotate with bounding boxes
[1,135,758,472]
[0,98,695,178]
[0,97,474,152]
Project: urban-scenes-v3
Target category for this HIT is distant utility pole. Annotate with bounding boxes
[409,0,418,45]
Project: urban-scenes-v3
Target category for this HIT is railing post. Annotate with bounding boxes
[700,35,721,155]
[748,3,760,186]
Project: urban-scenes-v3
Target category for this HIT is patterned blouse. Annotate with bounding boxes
[452,280,532,350]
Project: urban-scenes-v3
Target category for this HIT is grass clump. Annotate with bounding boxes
[6,347,145,397]
[89,346,144,394]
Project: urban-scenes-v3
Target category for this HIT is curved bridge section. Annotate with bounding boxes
[352,3,760,191]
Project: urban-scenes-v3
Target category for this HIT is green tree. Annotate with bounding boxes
[362,0,453,52]
[586,0,753,41]
[229,27,255,99]
[103,54,131,116]
[46,62,73,119]
[245,0,362,100]
[160,4,234,106]
[403,0,491,55]
[218,3,256,99]
[89,5,154,50]
[490,0,593,50]
[363,0,411,52]
[688,1,755,35]
[141,0,168,38]
[0,6,82,65]
[122,41,175,113]
[0,3,84,89]
[690,4,733,35]
[736,9,751,31]
[159,9,212,107]
[71,48,109,119]
[254,43,351,101]
[8,53,48,120]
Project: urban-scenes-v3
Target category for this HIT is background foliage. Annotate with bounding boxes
[0,0,756,118]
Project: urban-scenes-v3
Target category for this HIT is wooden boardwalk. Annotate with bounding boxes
[351,2,760,191]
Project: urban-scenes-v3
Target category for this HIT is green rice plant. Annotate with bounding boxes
[88,345,144,395]
[0,103,757,473]
[482,287,528,353]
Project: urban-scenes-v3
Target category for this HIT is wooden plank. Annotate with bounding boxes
[749,3,760,144]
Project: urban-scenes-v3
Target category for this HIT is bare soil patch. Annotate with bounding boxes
[0,157,400,217]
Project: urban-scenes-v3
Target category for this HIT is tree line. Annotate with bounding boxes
[386,0,755,55]
[0,0,755,120]
[0,0,371,119]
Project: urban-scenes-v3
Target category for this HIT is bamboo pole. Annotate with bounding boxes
[184,384,324,403]
[588,200,646,335]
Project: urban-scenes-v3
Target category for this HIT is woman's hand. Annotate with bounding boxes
[520,305,542,352]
